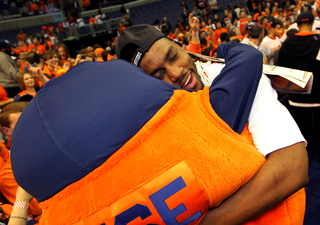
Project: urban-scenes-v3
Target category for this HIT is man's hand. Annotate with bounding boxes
[200,142,308,225]
[189,13,200,45]
[189,13,200,32]
[28,65,49,85]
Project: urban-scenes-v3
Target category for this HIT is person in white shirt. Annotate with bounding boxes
[260,19,283,65]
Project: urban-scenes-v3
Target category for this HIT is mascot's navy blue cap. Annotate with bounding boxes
[11,59,179,202]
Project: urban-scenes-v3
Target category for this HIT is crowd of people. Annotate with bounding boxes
[0,0,319,224]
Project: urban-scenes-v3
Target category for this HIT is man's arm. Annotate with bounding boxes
[200,42,309,224]
[200,141,308,225]
[209,42,263,133]
[187,14,201,54]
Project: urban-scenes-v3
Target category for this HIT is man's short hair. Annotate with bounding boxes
[0,102,28,128]
[226,32,237,42]
[220,32,228,42]
[116,24,166,66]
[250,26,263,39]
[286,28,299,38]
[200,37,207,45]
[271,19,283,28]
[297,11,314,25]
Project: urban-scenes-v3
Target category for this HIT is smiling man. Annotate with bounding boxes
[116,20,308,224]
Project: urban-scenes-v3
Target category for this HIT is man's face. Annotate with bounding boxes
[273,25,283,37]
[8,112,21,136]
[86,47,94,59]
[139,38,203,90]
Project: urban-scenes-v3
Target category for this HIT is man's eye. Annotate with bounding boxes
[170,53,177,62]
[154,71,165,80]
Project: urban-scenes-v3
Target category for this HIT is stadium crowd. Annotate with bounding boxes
[0,0,319,224]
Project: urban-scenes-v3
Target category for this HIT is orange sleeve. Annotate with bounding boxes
[0,86,9,102]
[107,54,114,61]
[188,41,201,54]
[0,142,9,163]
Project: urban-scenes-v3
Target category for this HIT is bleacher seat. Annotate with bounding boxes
[75,25,94,39]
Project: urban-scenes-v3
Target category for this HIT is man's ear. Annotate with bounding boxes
[1,127,11,136]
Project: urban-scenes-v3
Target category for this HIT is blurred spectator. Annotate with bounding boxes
[40,50,67,87]
[85,46,94,61]
[57,44,73,67]
[0,40,21,98]
[81,0,92,10]
[197,0,208,22]
[17,73,37,98]
[101,50,110,61]
[17,41,28,53]
[207,19,216,30]
[89,15,96,25]
[181,1,189,11]
[209,0,218,12]
[239,11,248,36]
[29,0,40,15]
[254,5,267,21]
[95,12,103,24]
[231,17,241,35]
[94,48,104,62]
[20,3,30,17]
[260,19,283,65]
[181,6,189,27]
[161,17,172,36]
[39,1,47,14]
[212,14,220,25]
[16,30,27,42]
[18,52,28,73]
[191,5,202,22]
[77,16,85,27]
[0,85,13,109]
[120,4,126,15]
[214,21,227,43]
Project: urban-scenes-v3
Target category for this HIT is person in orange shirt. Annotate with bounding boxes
[40,50,65,87]
[82,0,91,10]
[15,69,49,102]
[16,30,27,42]
[57,44,74,67]
[17,73,37,98]
[239,11,248,36]
[39,1,47,14]
[18,52,28,73]
[0,141,9,169]
[200,21,208,33]
[213,21,227,43]
[0,102,42,222]
[206,27,216,46]
[17,41,28,53]
[89,15,96,25]
[271,5,279,17]
[0,86,13,109]
[94,48,104,62]
[29,1,39,15]
[28,37,39,53]
[254,5,267,21]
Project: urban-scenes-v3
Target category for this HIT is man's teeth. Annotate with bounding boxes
[183,74,191,87]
